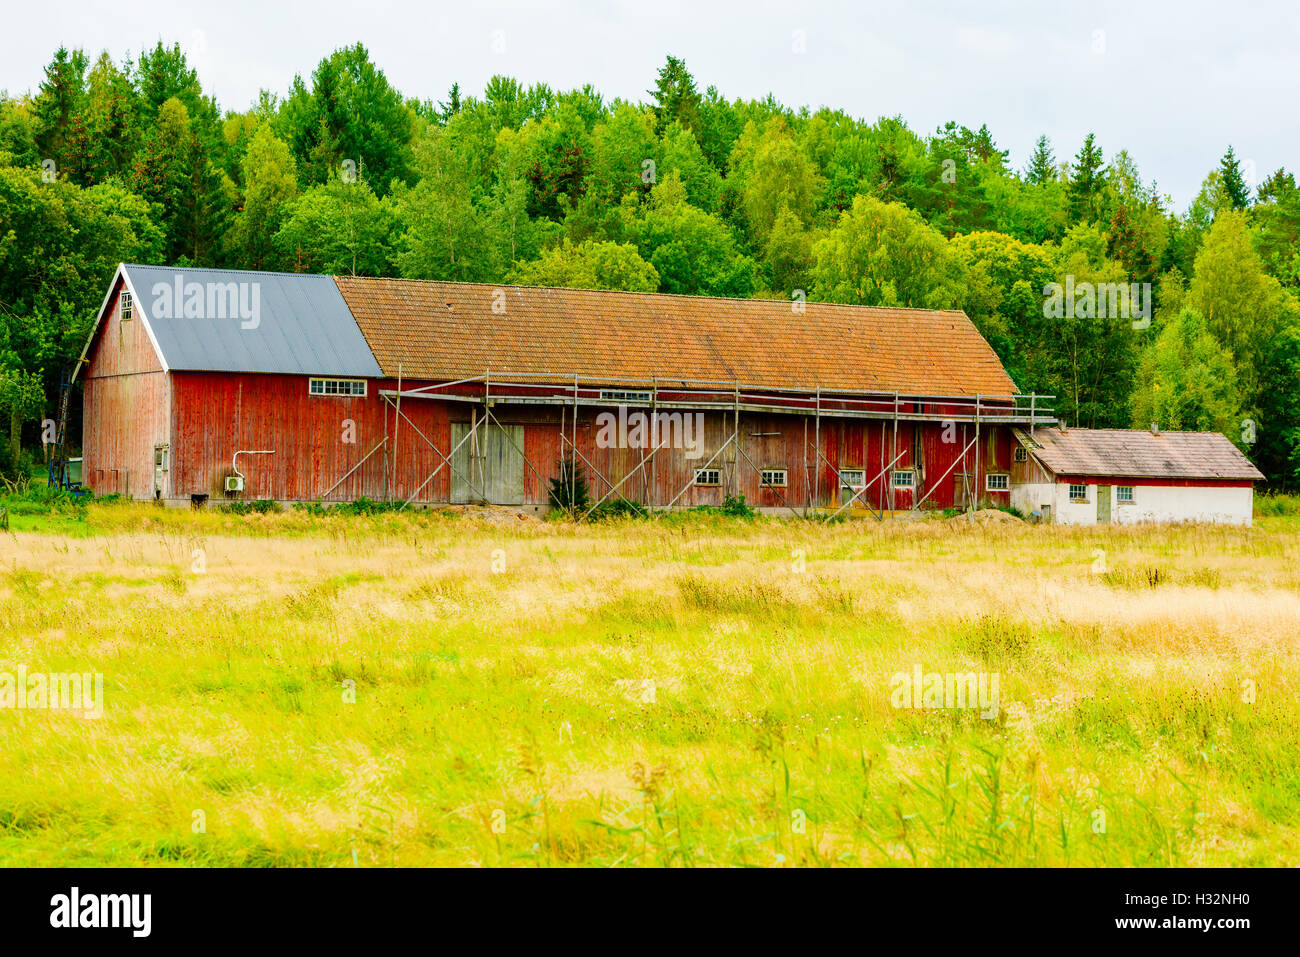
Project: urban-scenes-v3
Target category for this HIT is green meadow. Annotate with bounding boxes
[1,495,1297,866]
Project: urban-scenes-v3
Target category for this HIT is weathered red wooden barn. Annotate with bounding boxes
[76,264,1056,515]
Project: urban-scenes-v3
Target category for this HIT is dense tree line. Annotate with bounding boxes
[2,45,1298,485]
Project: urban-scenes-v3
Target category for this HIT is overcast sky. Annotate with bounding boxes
[3,0,1296,208]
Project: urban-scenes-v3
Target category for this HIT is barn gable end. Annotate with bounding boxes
[79,268,170,498]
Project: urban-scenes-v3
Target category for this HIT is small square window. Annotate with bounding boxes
[986,473,1009,491]
[1014,447,1028,462]
[120,290,133,320]
[695,468,721,486]
[1117,486,1134,503]
[839,469,865,489]
[760,469,787,488]
[891,470,916,488]
[1069,483,1088,502]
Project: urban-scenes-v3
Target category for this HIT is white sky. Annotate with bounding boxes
[2,0,1297,209]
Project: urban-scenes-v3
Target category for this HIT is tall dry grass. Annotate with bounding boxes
[0,503,1296,865]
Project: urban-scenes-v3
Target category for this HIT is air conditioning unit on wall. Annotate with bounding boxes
[224,475,244,493]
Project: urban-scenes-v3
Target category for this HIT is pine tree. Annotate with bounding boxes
[1025,135,1056,185]
[1219,145,1250,210]
[135,42,204,119]
[547,453,591,513]
[87,53,140,180]
[32,47,88,165]
[61,113,99,185]
[649,56,701,135]
[131,98,230,265]
[1068,133,1106,222]
[438,83,462,124]
[1253,168,1300,287]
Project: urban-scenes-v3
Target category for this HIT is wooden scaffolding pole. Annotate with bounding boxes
[572,374,579,510]
[802,417,809,517]
[391,363,402,502]
[891,391,899,518]
[732,380,740,498]
[814,387,821,511]
[651,377,658,508]
[381,388,390,501]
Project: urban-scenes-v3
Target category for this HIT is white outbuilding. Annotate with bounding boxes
[1009,426,1264,526]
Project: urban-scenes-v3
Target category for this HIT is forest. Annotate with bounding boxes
[1,44,1297,486]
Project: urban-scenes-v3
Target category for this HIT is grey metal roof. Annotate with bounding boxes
[122,265,382,377]
[1024,427,1264,481]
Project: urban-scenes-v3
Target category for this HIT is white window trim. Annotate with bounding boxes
[838,469,866,489]
[695,468,721,487]
[986,473,1009,491]
[309,377,367,397]
[1068,483,1088,502]
[1117,486,1135,504]
[120,290,133,320]
[891,469,917,488]
[760,468,788,488]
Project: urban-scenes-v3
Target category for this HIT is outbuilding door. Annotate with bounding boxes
[450,420,524,505]
[1096,485,1111,523]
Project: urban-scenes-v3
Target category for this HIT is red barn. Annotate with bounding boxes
[76,263,1056,515]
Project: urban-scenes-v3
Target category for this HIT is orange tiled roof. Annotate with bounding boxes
[1024,427,1264,481]
[333,278,1019,397]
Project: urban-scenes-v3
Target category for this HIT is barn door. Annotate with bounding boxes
[450,420,524,505]
[1096,485,1111,524]
[485,421,524,505]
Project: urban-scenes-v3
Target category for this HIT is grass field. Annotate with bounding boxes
[1,497,1298,867]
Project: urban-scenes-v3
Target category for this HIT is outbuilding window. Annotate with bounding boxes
[839,469,865,489]
[760,468,787,488]
[309,378,366,397]
[1014,447,1028,462]
[891,470,916,489]
[986,473,1009,491]
[1068,483,1088,502]
[695,468,721,486]
[120,290,133,320]
[1117,486,1134,503]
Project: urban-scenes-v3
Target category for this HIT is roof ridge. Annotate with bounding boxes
[333,274,971,318]
[1050,427,1231,436]
[125,263,330,280]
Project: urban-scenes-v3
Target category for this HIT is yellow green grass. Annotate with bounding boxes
[1,501,1298,866]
